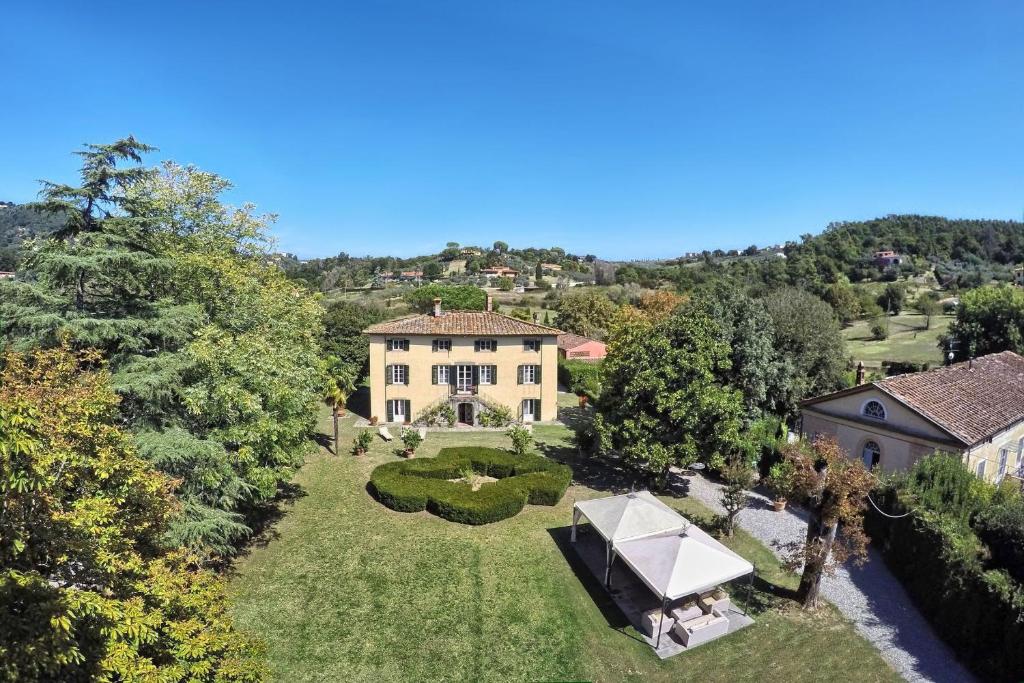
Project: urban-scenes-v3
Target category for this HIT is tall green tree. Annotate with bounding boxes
[0,345,266,681]
[554,289,618,339]
[948,285,1024,359]
[324,356,356,455]
[405,283,486,312]
[0,143,326,559]
[595,303,744,485]
[762,288,846,413]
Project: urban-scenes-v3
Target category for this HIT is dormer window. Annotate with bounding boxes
[862,400,886,421]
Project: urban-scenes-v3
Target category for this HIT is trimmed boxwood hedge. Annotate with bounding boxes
[369,447,572,525]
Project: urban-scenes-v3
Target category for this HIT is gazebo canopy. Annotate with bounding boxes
[572,491,685,543]
[614,527,754,601]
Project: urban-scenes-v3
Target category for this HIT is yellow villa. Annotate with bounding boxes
[363,298,560,425]
[800,352,1024,483]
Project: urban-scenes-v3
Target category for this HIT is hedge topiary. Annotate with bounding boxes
[369,447,572,525]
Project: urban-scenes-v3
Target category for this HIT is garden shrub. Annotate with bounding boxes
[867,481,1024,681]
[974,502,1024,583]
[369,447,572,525]
[558,358,602,399]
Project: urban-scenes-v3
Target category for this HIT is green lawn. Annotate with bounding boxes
[228,412,898,682]
[843,312,952,366]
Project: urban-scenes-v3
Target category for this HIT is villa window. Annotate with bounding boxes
[475,339,497,352]
[861,441,881,470]
[388,364,408,385]
[388,399,410,423]
[522,399,541,422]
[432,339,451,352]
[975,459,987,479]
[387,338,410,352]
[862,400,886,421]
[523,338,541,352]
[433,365,451,385]
[478,365,496,385]
[519,365,540,385]
[998,448,1009,483]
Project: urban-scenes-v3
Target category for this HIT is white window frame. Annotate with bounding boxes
[475,339,496,352]
[478,365,493,385]
[524,338,541,352]
[522,399,537,422]
[391,365,406,384]
[861,399,887,421]
[975,459,987,479]
[391,399,406,421]
[433,339,451,352]
[387,338,409,352]
[437,365,450,385]
[522,365,537,384]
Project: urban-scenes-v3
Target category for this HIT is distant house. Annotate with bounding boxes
[0,271,14,280]
[873,250,902,268]
[557,333,606,362]
[460,248,482,256]
[800,352,1024,482]
[481,266,519,279]
[541,262,563,273]
[398,271,423,282]
[1014,265,1023,287]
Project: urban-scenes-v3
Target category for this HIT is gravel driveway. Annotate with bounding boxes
[675,471,974,683]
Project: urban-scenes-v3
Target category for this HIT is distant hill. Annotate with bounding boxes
[0,202,66,270]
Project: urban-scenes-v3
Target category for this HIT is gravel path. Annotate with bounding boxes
[676,471,974,683]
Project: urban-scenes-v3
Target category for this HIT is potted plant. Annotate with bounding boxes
[352,430,373,456]
[400,428,423,458]
[765,460,795,512]
[369,415,379,426]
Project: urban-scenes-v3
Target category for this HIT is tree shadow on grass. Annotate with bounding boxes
[226,480,308,571]
[346,385,371,420]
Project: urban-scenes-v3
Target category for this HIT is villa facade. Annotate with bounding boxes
[800,352,1024,483]
[363,299,560,425]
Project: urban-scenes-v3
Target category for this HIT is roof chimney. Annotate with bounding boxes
[432,298,442,317]
[855,361,865,385]
[486,294,493,312]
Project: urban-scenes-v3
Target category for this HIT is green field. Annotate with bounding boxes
[843,312,953,366]
[227,411,898,682]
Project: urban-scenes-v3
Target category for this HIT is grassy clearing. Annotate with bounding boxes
[228,411,898,682]
[843,312,953,365]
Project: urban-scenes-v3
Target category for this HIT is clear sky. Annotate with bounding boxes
[2,1,1022,259]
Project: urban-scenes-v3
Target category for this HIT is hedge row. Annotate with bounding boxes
[369,447,573,525]
[866,488,1024,682]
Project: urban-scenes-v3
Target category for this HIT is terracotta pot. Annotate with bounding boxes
[772,499,787,512]
[578,395,588,408]
[370,416,378,426]
[404,449,415,458]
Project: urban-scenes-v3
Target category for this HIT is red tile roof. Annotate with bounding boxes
[804,351,1024,445]
[557,333,602,350]
[364,311,562,336]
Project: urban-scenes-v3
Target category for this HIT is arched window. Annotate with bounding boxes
[862,441,881,469]
[862,400,886,420]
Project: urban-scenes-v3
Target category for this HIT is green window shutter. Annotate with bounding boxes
[404,400,411,421]
[474,340,480,352]
[386,401,394,422]
[385,365,392,385]
[472,366,480,386]
[535,364,542,383]
[432,365,438,385]
[517,365,523,385]
[491,365,497,385]
[449,365,456,385]
[535,400,541,420]
[403,365,410,385]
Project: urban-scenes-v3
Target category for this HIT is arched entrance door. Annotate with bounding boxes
[457,402,474,425]
[862,440,881,470]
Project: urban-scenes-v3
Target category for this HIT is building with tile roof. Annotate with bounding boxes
[557,333,606,361]
[800,352,1024,482]
[363,298,562,426]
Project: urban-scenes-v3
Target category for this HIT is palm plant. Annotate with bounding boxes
[324,356,356,455]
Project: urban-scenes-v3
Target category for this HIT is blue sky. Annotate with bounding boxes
[2,1,1022,259]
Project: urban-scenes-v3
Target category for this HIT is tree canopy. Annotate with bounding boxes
[948,285,1024,359]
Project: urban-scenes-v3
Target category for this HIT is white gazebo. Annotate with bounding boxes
[571,491,756,651]
[571,491,686,585]
[615,527,754,647]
